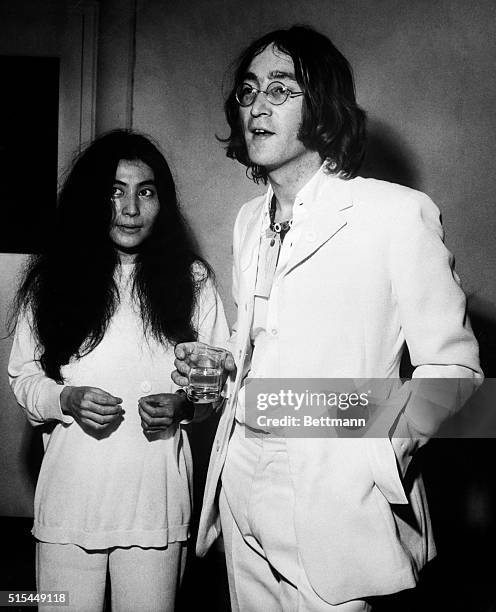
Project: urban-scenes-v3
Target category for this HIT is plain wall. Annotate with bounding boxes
[2,0,495,517]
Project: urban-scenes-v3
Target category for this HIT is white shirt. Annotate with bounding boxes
[9,264,230,549]
[236,165,325,421]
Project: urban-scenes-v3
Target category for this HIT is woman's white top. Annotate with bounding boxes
[8,264,230,550]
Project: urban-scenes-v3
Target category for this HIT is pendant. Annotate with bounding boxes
[265,228,278,246]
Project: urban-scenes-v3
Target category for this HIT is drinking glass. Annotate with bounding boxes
[186,345,227,403]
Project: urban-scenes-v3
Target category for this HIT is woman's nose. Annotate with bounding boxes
[122,193,139,216]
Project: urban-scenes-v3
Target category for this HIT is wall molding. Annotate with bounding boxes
[58,0,99,179]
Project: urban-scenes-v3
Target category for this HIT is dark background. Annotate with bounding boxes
[0,56,58,253]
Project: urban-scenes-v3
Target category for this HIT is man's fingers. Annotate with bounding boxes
[173,358,191,376]
[172,360,190,387]
[174,342,204,360]
[172,349,235,387]
[171,368,189,387]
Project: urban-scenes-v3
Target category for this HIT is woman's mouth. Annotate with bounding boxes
[118,225,142,234]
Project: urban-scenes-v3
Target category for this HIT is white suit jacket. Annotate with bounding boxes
[197,169,482,604]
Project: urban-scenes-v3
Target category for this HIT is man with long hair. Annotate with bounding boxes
[9,130,229,611]
[173,26,482,610]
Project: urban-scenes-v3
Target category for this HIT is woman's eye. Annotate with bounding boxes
[139,188,155,198]
[111,186,124,198]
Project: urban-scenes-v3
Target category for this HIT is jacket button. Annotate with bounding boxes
[271,328,278,336]
[140,381,152,393]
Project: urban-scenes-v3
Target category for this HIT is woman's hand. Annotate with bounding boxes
[138,392,193,434]
[61,386,124,431]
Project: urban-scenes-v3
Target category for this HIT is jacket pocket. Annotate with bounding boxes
[367,438,409,504]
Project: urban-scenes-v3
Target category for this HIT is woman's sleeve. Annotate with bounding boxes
[183,272,232,422]
[195,276,231,350]
[8,311,74,426]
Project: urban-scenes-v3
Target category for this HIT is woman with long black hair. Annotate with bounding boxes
[8,130,229,611]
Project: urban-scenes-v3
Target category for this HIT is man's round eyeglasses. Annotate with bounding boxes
[235,82,304,107]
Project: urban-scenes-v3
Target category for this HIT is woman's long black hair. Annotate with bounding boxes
[12,130,210,382]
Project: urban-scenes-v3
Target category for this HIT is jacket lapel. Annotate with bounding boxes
[285,175,354,275]
[232,198,266,360]
[238,201,266,301]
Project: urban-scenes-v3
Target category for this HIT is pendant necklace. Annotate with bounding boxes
[268,196,293,246]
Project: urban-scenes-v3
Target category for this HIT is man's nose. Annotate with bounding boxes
[250,90,271,116]
[122,193,139,216]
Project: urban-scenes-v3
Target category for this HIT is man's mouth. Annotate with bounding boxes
[250,128,275,138]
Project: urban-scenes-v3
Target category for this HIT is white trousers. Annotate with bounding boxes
[36,541,186,612]
[220,423,371,612]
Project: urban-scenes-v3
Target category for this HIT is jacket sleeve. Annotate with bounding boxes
[8,310,74,427]
[369,193,483,502]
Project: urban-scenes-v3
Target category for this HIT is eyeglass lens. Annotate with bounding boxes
[236,82,290,106]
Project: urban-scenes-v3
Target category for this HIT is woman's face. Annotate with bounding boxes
[109,159,160,261]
